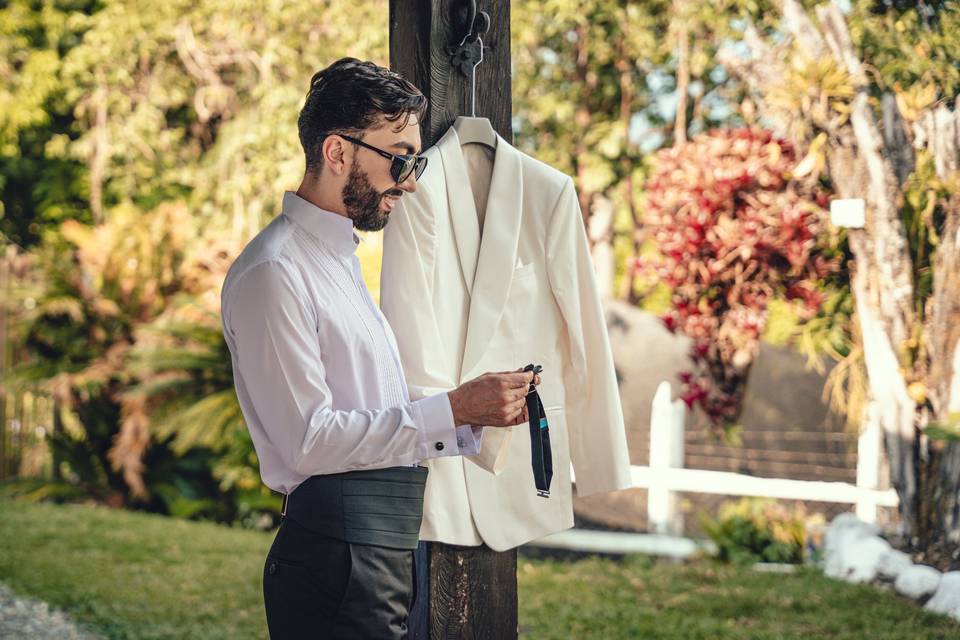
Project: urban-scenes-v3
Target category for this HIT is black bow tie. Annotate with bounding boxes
[524,364,552,498]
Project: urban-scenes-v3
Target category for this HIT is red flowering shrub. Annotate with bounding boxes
[641,128,837,432]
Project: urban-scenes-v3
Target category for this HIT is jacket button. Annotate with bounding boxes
[269,562,277,575]
[435,442,444,451]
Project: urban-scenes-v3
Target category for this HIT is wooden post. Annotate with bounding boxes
[389,0,512,149]
[389,1,516,638]
[648,381,685,535]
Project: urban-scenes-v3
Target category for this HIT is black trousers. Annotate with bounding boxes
[263,515,418,639]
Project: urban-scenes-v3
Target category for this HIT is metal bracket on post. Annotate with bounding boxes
[450,0,490,116]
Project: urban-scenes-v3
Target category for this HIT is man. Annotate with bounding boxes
[220,57,539,639]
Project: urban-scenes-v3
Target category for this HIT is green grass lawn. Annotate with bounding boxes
[1,498,958,639]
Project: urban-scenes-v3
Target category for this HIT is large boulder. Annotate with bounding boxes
[825,512,881,536]
[823,514,883,580]
[925,571,960,620]
[894,565,942,601]
[876,548,914,581]
[835,536,892,583]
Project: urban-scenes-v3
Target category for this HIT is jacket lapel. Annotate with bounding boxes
[456,134,524,381]
[438,129,481,295]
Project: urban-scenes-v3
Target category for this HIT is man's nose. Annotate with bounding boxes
[396,172,417,193]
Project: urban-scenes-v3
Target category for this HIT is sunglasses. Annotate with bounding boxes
[334,134,428,184]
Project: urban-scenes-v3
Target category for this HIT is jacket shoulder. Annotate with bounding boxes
[516,148,573,196]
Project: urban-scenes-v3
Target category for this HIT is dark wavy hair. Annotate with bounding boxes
[298,57,428,173]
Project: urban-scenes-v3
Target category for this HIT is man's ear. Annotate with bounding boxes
[321,136,349,176]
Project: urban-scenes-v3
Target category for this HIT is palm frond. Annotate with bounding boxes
[150,389,245,455]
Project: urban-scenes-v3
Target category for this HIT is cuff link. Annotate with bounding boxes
[435,441,445,451]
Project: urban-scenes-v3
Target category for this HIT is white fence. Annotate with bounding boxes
[572,381,898,536]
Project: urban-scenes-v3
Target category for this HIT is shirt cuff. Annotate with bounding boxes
[455,424,484,456]
[412,392,472,460]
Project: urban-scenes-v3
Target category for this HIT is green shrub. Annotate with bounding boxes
[700,497,817,565]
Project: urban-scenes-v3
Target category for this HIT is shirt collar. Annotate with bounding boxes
[282,191,360,255]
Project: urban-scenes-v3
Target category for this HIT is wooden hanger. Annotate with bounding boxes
[451,6,497,152]
[453,115,498,150]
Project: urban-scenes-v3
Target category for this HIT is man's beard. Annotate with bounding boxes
[341,158,401,232]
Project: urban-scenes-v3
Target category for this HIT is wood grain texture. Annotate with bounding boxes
[429,543,517,640]
[390,2,517,638]
[389,0,512,148]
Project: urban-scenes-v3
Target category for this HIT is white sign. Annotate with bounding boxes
[830,198,865,228]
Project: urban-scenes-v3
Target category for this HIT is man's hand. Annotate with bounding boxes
[448,368,543,427]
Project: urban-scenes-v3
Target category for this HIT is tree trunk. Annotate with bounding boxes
[672,0,689,146]
[813,1,921,538]
[722,0,960,555]
[89,79,108,225]
[916,101,960,564]
[814,3,960,556]
[616,40,645,303]
[571,21,597,235]
[588,195,615,299]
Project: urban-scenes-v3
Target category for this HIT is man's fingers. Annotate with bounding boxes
[509,402,529,426]
[502,371,535,388]
[494,369,541,389]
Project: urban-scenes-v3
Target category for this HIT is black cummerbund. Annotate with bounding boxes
[283,466,428,550]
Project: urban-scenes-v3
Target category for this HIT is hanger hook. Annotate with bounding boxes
[469,36,483,117]
[456,1,489,48]
[454,1,489,117]
[459,0,477,45]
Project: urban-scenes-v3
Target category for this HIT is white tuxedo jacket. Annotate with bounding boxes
[381,127,631,551]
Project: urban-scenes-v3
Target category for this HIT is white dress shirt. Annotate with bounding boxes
[221,191,482,495]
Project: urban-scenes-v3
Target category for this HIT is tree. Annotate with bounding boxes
[720,0,960,564]
[511,0,745,299]
[0,0,99,247]
[3,0,393,518]
[9,201,202,506]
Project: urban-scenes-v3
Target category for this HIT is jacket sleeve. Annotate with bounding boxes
[545,178,632,496]
[381,186,509,474]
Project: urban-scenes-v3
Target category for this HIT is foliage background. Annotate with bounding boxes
[1,0,957,528]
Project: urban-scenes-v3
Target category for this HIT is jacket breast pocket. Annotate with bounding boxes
[512,261,536,280]
[507,260,562,372]
[506,262,543,355]
[508,262,539,301]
